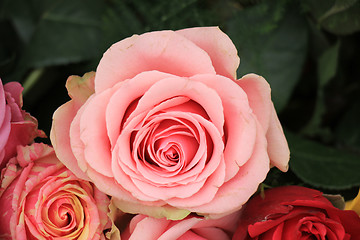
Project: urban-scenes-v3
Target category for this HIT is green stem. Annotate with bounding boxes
[22,68,44,96]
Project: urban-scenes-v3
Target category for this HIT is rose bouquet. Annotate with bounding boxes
[1,4,360,239]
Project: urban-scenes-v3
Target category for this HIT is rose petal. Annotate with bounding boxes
[184,120,269,217]
[95,30,216,92]
[157,217,203,240]
[65,72,95,106]
[237,73,289,172]
[106,71,176,146]
[0,79,11,152]
[3,82,23,107]
[177,26,240,80]
[266,109,290,171]
[77,88,117,177]
[127,215,170,240]
[0,106,11,152]
[190,74,257,181]
[191,227,229,240]
[123,76,224,137]
[50,101,90,181]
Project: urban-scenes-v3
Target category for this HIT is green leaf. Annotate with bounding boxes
[5,0,105,81]
[22,0,104,67]
[101,0,215,54]
[227,1,308,111]
[102,0,144,48]
[302,0,360,35]
[319,0,358,23]
[287,131,360,189]
[318,41,340,88]
[336,102,360,150]
[301,41,340,136]
[321,2,360,35]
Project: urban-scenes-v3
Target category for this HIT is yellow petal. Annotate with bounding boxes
[345,188,360,215]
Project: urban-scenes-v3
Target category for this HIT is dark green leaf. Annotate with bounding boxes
[336,102,360,151]
[101,0,216,52]
[301,41,340,137]
[318,41,340,88]
[319,0,358,23]
[227,1,308,111]
[302,0,360,35]
[22,0,104,67]
[288,131,360,189]
[5,0,105,81]
[321,2,360,35]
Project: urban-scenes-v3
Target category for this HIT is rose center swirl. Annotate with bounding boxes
[132,112,210,179]
[41,191,84,237]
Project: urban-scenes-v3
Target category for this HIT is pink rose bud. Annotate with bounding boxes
[233,186,360,239]
[0,79,45,169]
[0,143,110,240]
[122,211,241,240]
[51,27,290,219]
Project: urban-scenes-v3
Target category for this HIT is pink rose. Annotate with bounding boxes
[0,143,110,240]
[51,27,289,219]
[121,211,241,240]
[0,79,44,169]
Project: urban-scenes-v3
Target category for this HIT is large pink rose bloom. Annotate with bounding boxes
[0,79,44,169]
[122,211,241,240]
[51,27,290,219]
[0,143,110,240]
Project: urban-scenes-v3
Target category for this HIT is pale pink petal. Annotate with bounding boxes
[105,71,176,146]
[177,26,240,80]
[131,112,220,185]
[177,231,207,240]
[166,157,225,208]
[190,74,257,181]
[127,216,169,240]
[158,217,203,240]
[185,121,269,217]
[113,111,224,203]
[192,228,230,240]
[237,73,289,171]
[49,72,96,176]
[236,74,272,132]
[123,76,224,136]
[131,177,206,201]
[95,31,216,92]
[110,76,225,202]
[50,101,90,180]
[78,88,116,177]
[193,209,241,232]
[266,108,290,172]
[86,163,141,203]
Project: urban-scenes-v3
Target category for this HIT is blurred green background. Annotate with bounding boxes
[1,0,360,198]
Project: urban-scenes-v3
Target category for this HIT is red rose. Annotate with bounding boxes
[233,186,360,240]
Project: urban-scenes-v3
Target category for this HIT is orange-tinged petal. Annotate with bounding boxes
[345,189,360,215]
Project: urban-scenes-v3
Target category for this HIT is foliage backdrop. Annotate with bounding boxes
[1,0,360,198]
